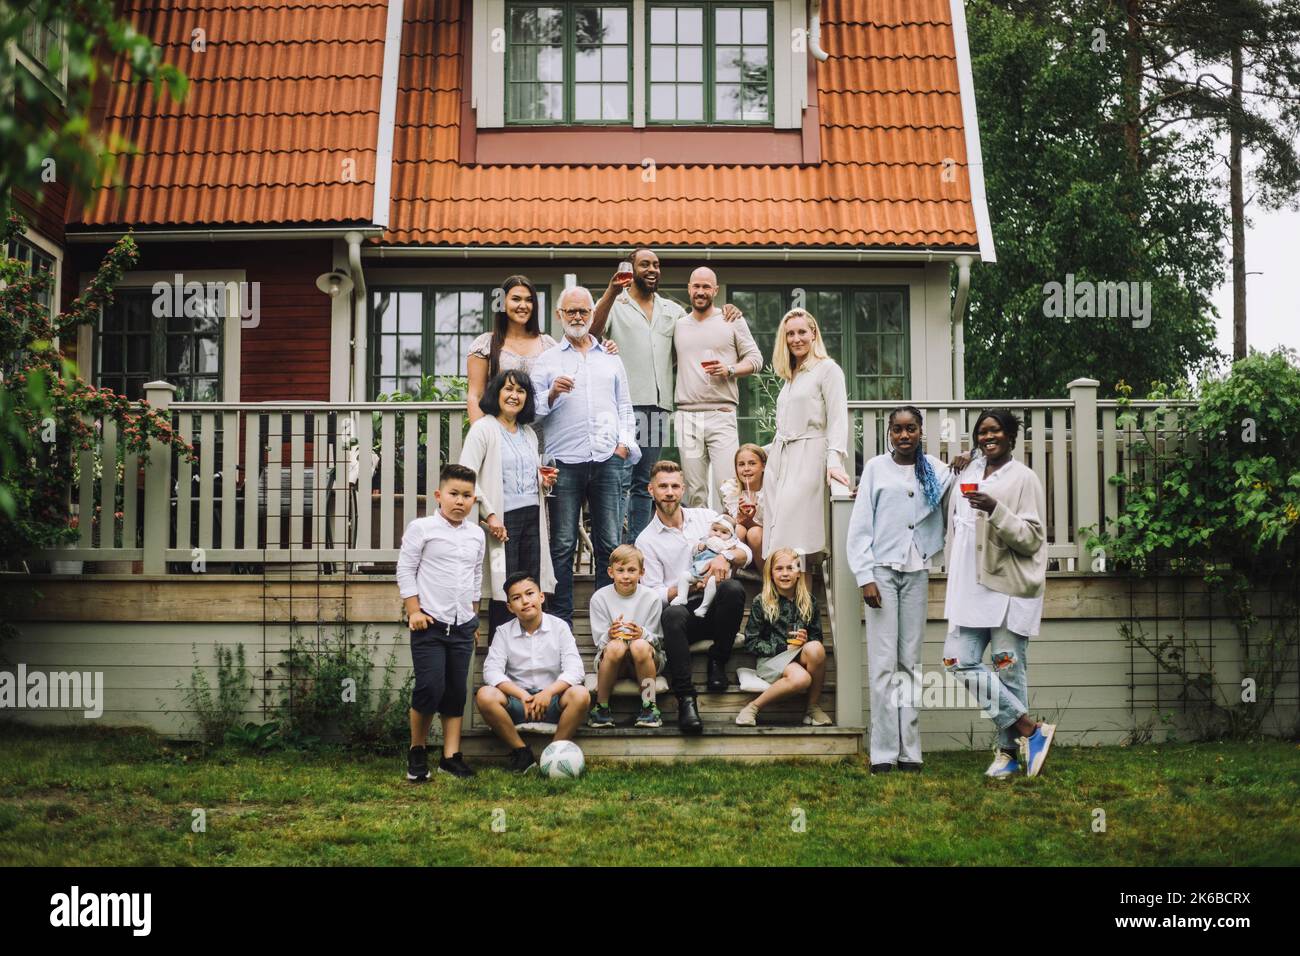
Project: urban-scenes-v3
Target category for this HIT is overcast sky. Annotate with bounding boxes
[1210,205,1300,358]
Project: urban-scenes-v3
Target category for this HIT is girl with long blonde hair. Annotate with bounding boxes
[737,547,830,726]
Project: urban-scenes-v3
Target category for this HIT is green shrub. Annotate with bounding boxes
[276,625,412,750]
[1095,348,1300,739]
[179,643,254,744]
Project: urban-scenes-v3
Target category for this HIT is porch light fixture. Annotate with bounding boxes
[315,269,354,298]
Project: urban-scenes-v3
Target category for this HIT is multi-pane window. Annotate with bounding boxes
[507,2,631,124]
[370,287,550,397]
[649,2,771,124]
[18,19,65,86]
[6,236,56,317]
[97,289,223,401]
[728,286,910,444]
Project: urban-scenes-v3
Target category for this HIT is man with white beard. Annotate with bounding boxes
[531,286,641,626]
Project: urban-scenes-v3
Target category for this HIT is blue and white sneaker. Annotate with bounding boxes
[985,750,1021,778]
[1020,722,1056,778]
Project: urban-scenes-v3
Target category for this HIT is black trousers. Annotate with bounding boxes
[409,618,476,717]
[660,578,746,698]
[487,505,541,639]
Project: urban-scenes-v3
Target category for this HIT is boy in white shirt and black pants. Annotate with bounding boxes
[396,463,486,782]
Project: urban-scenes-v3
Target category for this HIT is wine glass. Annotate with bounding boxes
[540,454,558,498]
[701,347,720,377]
[615,260,634,285]
[564,350,583,391]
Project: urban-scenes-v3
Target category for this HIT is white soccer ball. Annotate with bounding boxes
[539,740,585,779]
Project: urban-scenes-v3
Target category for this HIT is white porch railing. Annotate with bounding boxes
[36,377,1200,578]
[37,382,470,570]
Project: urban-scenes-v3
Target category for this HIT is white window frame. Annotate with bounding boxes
[8,228,62,322]
[473,0,804,129]
[78,270,244,402]
[7,19,69,102]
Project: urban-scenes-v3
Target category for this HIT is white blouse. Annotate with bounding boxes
[942,463,1044,636]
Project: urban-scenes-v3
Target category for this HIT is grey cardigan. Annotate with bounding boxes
[943,456,1047,598]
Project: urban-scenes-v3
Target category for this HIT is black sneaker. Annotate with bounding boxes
[870,763,894,775]
[406,745,430,782]
[438,751,476,778]
[897,761,923,773]
[507,746,537,774]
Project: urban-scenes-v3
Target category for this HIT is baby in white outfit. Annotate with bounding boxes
[672,515,742,617]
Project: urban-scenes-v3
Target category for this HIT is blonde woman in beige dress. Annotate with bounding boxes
[763,309,853,583]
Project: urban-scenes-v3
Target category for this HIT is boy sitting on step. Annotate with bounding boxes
[588,545,666,729]
[474,572,589,773]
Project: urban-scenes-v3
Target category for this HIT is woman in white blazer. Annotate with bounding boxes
[459,369,557,639]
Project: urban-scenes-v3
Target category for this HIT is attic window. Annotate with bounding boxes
[506,2,633,124]
[648,3,772,125]
[16,18,67,92]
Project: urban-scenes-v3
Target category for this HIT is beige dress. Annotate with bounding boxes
[763,358,850,558]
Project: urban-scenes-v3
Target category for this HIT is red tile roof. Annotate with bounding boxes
[385,0,981,249]
[73,0,985,252]
[73,0,389,228]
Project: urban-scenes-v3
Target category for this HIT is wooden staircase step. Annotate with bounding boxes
[457,724,862,763]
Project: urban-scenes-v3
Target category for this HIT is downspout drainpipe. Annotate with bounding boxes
[346,231,367,403]
[952,255,972,401]
[809,0,829,61]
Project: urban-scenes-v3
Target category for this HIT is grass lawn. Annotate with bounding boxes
[0,725,1297,866]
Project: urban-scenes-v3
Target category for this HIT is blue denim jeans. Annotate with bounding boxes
[942,625,1029,750]
[866,567,928,766]
[548,456,624,626]
[620,405,666,543]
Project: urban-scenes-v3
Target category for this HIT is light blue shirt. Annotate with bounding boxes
[531,337,642,466]
[497,420,538,512]
[846,452,955,585]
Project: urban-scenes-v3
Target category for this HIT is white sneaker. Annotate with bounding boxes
[984,750,1021,778]
[735,702,758,726]
[1019,722,1056,778]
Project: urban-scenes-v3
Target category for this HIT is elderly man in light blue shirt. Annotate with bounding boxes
[532,285,641,626]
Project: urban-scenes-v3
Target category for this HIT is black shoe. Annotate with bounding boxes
[897,761,923,773]
[706,658,728,693]
[677,695,704,734]
[507,746,537,774]
[438,751,476,779]
[870,763,894,775]
[406,745,430,782]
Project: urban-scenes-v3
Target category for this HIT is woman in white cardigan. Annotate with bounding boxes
[459,369,557,639]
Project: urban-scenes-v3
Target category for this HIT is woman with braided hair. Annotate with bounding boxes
[846,406,967,773]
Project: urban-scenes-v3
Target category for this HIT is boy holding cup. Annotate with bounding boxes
[587,545,667,728]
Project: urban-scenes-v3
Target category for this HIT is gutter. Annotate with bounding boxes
[951,254,973,400]
[346,231,368,403]
[368,245,979,263]
[66,226,384,243]
[809,0,829,62]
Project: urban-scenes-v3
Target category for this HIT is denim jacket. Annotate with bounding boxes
[846,452,954,586]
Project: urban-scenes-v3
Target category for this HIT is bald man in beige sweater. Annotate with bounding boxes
[674,267,763,509]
